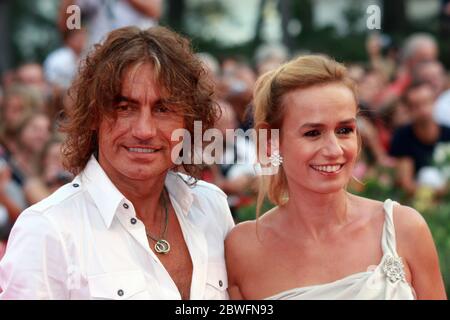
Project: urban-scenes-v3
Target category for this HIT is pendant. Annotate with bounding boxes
[154,239,170,254]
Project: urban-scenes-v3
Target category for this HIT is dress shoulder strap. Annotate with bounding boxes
[381,199,400,257]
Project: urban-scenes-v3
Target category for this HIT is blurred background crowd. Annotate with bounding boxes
[0,0,449,294]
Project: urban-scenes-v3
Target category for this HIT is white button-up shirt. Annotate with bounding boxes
[0,156,235,300]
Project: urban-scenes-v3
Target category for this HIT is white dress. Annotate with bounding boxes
[265,199,415,300]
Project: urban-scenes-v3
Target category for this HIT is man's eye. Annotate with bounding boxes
[154,104,170,113]
[336,127,354,135]
[304,130,320,137]
[116,104,131,112]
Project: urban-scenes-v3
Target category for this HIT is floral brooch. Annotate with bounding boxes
[383,255,406,283]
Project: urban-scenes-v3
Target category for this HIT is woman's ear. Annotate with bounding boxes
[267,127,281,158]
[256,122,273,157]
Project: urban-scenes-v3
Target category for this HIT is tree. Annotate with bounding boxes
[166,0,186,33]
[382,0,407,34]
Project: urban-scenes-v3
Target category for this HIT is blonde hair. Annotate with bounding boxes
[253,54,357,217]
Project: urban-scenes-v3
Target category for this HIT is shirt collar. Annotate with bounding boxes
[165,171,194,217]
[80,155,195,228]
[80,155,125,229]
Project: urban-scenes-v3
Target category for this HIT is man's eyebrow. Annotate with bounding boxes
[114,96,166,105]
[114,95,139,104]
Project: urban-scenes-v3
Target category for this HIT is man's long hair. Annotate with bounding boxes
[61,26,218,177]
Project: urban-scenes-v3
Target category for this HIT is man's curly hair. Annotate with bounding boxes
[61,26,218,177]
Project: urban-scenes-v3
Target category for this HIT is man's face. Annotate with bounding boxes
[417,63,447,97]
[97,63,185,185]
[406,85,436,122]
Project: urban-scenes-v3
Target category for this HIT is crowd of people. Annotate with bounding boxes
[1,26,450,259]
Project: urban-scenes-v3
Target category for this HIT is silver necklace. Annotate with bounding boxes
[146,188,170,254]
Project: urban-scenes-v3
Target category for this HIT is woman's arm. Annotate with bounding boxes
[395,205,447,299]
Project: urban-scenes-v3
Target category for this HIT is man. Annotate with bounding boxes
[377,33,439,109]
[413,60,448,99]
[0,26,234,300]
[43,28,87,89]
[411,60,450,128]
[389,81,450,195]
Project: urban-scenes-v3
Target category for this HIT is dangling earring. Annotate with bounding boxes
[253,151,283,176]
[269,150,283,167]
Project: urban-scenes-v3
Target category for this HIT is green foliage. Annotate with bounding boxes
[422,202,450,295]
[10,0,61,65]
[235,198,274,222]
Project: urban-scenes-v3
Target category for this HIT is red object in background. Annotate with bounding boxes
[374,119,393,151]
[200,167,215,183]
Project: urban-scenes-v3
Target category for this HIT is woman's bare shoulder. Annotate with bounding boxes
[226,220,258,247]
[392,203,430,249]
[225,208,279,258]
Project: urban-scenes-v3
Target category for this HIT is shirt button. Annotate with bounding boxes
[130,218,137,225]
[219,280,223,287]
[72,183,79,188]
[117,289,124,297]
[123,203,129,209]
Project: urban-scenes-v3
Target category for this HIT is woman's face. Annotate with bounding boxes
[279,83,358,195]
[20,114,51,154]
[4,95,26,130]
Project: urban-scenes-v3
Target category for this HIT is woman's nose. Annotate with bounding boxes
[321,134,344,158]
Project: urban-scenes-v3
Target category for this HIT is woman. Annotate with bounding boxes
[225,55,446,300]
[6,113,51,186]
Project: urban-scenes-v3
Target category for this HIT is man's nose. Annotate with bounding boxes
[322,133,344,158]
[132,110,157,140]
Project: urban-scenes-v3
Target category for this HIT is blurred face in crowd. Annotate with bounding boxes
[1,70,17,89]
[222,62,256,99]
[358,71,385,107]
[347,65,365,83]
[97,63,185,185]
[43,142,64,176]
[257,58,284,76]
[215,100,238,135]
[279,83,359,195]
[19,114,51,154]
[16,64,45,88]
[405,84,436,123]
[43,141,72,188]
[411,42,438,68]
[4,94,27,130]
[415,62,447,97]
[366,34,382,56]
[66,29,87,56]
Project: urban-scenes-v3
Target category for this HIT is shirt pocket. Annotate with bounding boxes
[205,262,229,300]
[88,270,151,300]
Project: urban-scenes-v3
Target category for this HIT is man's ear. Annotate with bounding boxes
[91,114,105,130]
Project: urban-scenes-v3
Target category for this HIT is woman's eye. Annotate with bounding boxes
[304,130,320,137]
[336,127,354,135]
